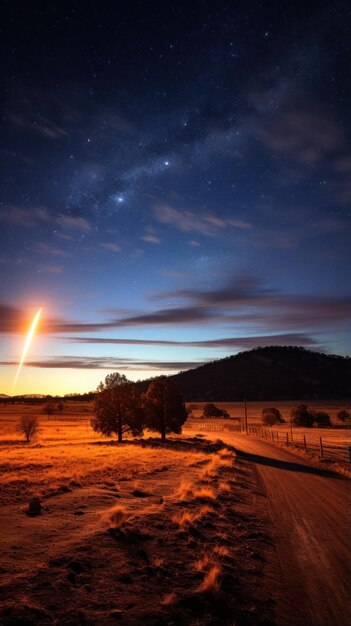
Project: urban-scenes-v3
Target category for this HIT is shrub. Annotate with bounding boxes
[291,404,314,427]
[17,415,39,442]
[337,409,349,422]
[262,407,284,426]
[203,403,229,419]
[313,411,331,428]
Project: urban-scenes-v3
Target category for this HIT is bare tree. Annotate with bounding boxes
[17,415,39,443]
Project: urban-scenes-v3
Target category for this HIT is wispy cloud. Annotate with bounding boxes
[1,276,350,339]
[0,356,202,371]
[0,205,92,234]
[35,243,69,257]
[261,110,342,165]
[57,214,91,232]
[140,233,161,244]
[72,332,319,349]
[153,204,252,236]
[0,206,51,228]
[100,242,121,253]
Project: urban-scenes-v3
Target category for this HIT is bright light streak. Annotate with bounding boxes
[12,307,42,392]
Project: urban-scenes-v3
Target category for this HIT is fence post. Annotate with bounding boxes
[290,426,293,444]
[303,434,307,453]
[276,432,279,443]
[349,447,351,463]
[286,432,289,446]
[319,437,324,459]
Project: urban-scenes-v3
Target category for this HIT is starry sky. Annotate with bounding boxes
[1,1,350,395]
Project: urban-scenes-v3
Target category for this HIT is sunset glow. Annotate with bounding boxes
[12,307,42,392]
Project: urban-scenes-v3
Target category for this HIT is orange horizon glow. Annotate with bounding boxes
[12,307,43,392]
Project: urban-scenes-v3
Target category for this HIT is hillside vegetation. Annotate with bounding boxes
[137,346,351,401]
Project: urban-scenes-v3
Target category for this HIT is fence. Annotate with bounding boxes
[186,420,351,464]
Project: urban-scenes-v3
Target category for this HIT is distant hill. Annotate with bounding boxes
[137,346,351,401]
[0,394,10,399]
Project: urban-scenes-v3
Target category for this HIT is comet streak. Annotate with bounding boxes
[12,307,43,391]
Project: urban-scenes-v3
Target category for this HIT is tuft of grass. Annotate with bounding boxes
[172,505,212,527]
[162,592,177,605]
[193,485,216,501]
[176,479,195,501]
[198,565,221,593]
[195,553,211,571]
[218,481,231,493]
[218,447,236,461]
[105,505,128,529]
[176,480,216,502]
[213,545,229,556]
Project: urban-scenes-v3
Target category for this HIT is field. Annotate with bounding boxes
[0,402,273,626]
[1,400,350,625]
[186,401,351,465]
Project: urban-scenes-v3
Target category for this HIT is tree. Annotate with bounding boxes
[43,401,55,417]
[143,376,187,441]
[202,403,229,419]
[91,373,144,443]
[262,407,284,426]
[291,404,314,427]
[313,411,331,428]
[17,415,39,442]
[337,409,349,422]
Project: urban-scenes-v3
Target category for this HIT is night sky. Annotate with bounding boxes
[1,1,350,395]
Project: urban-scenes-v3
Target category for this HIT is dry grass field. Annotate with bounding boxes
[0,401,274,626]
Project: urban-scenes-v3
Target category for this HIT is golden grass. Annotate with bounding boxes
[195,553,211,571]
[218,481,231,493]
[0,432,199,505]
[162,592,177,606]
[172,505,213,527]
[213,545,229,556]
[176,479,196,501]
[176,479,216,502]
[105,505,128,529]
[197,565,221,593]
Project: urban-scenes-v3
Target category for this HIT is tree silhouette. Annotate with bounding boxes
[262,407,284,426]
[203,403,229,419]
[313,411,331,428]
[337,409,349,422]
[291,404,314,427]
[91,373,144,443]
[143,376,187,441]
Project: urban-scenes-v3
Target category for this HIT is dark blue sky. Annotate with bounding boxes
[1,1,350,393]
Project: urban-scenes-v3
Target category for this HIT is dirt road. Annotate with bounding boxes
[226,434,351,626]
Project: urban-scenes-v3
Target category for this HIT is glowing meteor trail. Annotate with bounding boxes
[12,307,42,392]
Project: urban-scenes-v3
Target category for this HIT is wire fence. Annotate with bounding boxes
[186,420,351,464]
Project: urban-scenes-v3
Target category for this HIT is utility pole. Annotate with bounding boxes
[244,398,248,433]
